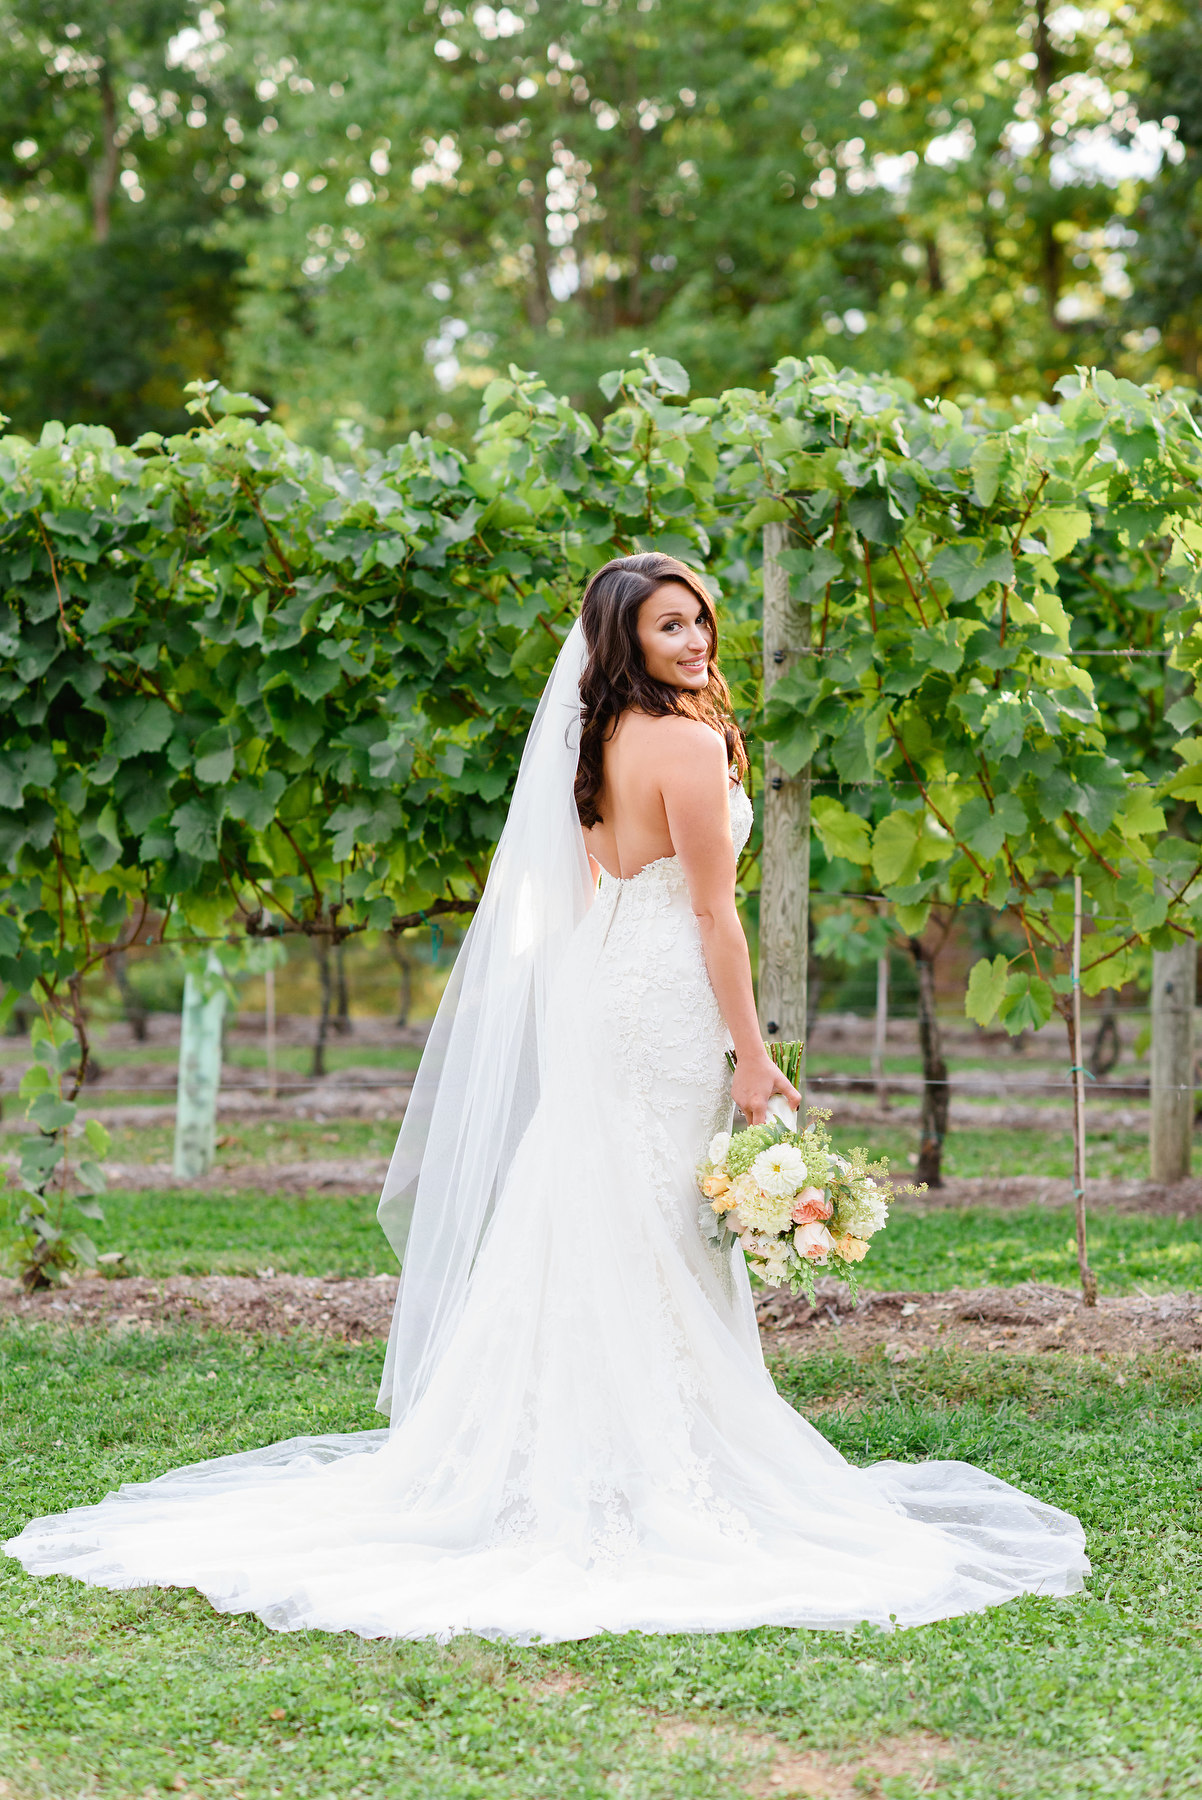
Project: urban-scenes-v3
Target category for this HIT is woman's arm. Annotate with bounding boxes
[656,721,800,1125]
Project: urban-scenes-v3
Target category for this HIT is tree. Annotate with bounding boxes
[0,0,259,437]
[220,0,1190,441]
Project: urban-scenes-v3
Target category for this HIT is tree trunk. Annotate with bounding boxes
[387,937,414,1028]
[264,964,277,1102]
[1068,876,1098,1304]
[909,938,947,1187]
[1150,933,1194,1182]
[110,950,148,1042]
[759,522,812,1110]
[92,61,119,245]
[333,941,352,1035]
[1032,0,1063,325]
[1088,994,1120,1080]
[312,938,332,1078]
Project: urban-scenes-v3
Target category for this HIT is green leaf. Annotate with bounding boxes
[1030,507,1092,560]
[171,797,222,861]
[84,1117,111,1157]
[965,954,1009,1026]
[27,1094,76,1132]
[953,794,1026,858]
[103,697,173,760]
[766,721,818,777]
[847,489,902,547]
[647,354,690,396]
[871,810,923,887]
[929,543,1015,603]
[742,497,792,530]
[226,771,287,833]
[811,798,872,864]
[831,712,877,785]
[18,1063,53,1099]
[970,438,1006,507]
[998,973,1055,1035]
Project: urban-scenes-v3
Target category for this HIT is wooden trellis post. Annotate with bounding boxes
[1150,931,1195,1183]
[759,521,812,1109]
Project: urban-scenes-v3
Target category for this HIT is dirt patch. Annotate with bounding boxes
[894,1173,1202,1218]
[4,1272,1201,1359]
[89,1156,392,1196]
[756,1279,1202,1360]
[0,1272,400,1340]
[652,1720,953,1798]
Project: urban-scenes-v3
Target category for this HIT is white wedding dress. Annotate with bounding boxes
[6,777,1088,1642]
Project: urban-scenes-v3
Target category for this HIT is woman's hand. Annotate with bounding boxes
[731,1052,801,1126]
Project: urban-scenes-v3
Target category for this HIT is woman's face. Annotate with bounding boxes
[635,583,712,691]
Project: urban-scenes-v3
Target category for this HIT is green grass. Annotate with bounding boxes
[97,1116,403,1170]
[856,1124,1156,1185]
[74,1189,1202,1294]
[865,1204,1202,1296]
[2,1326,1201,1798]
[72,1187,391,1279]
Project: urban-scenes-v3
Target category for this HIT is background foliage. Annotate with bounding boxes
[4,352,1202,1053]
[3,0,1202,443]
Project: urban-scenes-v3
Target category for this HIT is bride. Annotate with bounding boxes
[6,552,1088,1642]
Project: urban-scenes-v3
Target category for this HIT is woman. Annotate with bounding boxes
[6,553,1088,1642]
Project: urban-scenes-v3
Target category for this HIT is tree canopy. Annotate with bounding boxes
[2,0,1200,441]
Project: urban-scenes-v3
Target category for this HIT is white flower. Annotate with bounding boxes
[707,1130,731,1168]
[839,1183,889,1237]
[749,1143,807,1199]
[730,1176,794,1235]
[830,1153,851,1175]
[794,1220,835,1263]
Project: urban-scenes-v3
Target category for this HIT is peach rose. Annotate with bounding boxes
[794,1220,834,1263]
[790,1186,832,1224]
[702,1172,731,1201]
[832,1232,870,1263]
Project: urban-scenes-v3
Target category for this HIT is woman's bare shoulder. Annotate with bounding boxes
[618,711,726,763]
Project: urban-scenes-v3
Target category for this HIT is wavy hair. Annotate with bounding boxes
[573,552,747,829]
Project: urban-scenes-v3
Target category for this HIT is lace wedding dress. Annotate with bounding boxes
[6,775,1087,1641]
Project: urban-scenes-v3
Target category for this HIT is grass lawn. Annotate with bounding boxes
[2,1325,1200,1799]
[97,1117,404,1171]
[854,1124,1157,1185]
[83,1186,1202,1295]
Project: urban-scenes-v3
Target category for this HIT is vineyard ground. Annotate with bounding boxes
[2,1322,1199,1800]
[4,1016,1201,1798]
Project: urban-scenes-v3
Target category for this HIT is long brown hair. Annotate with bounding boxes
[573,552,747,828]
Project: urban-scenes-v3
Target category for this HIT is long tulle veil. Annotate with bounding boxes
[375,621,593,1421]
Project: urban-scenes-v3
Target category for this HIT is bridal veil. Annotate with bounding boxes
[375,620,593,1422]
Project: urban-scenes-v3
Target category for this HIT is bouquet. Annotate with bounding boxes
[697,1043,900,1301]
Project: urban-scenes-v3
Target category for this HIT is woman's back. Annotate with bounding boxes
[582,710,727,881]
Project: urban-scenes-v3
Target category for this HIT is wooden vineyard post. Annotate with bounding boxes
[1150,928,1195,1183]
[173,958,226,1180]
[873,952,890,1112]
[1070,876,1098,1306]
[759,521,812,1110]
